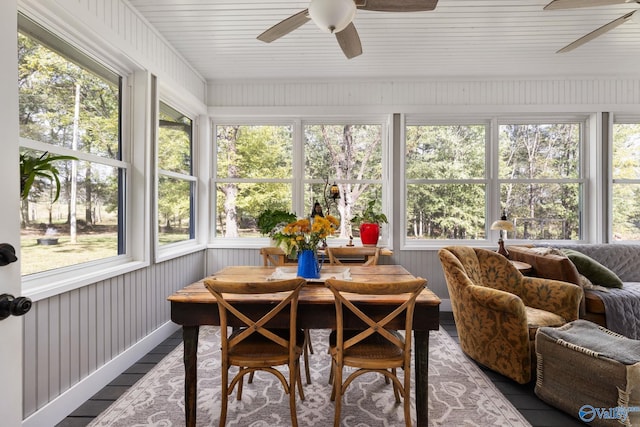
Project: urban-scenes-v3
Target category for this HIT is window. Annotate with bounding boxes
[498,122,583,240]
[157,102,195,246]
[404,123,487,240]
[214,124,294,238]
[612,121,640,241]
[18,17,124,276]
[303,123,383,239]
[212,121,385,243]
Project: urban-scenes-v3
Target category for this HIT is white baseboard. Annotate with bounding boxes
[22,321,181,427]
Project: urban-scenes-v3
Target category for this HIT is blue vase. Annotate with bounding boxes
[297,249,320,279]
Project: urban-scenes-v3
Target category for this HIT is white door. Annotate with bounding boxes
[0,2,25,426]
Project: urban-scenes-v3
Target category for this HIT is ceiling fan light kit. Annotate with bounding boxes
[257,0,439,58]
[309,0,357,33]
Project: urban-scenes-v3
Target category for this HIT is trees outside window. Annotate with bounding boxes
[404,119,584,243]
[215,125,294,238]
[499,123,582,240]
[18,18,123,275]
[213,122,384,241]
[157,102,195,245]
[303,124,383,238]
[405,124,486,240]
[612,122,640,240]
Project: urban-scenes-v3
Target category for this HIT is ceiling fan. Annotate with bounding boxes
[257,0,438,59]
[544,0,640,53]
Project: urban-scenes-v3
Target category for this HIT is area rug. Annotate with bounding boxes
[89,327,531,426]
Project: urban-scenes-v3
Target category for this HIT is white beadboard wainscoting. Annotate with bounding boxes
[205,247,452,312]
[22,251,206,427]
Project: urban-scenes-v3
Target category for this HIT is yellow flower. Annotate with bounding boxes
[274,214,340,257]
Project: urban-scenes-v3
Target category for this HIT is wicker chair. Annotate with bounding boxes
[438,246,583,384]
[325,277,427,427]
[326,246,380,266]
[203,277,306,427]
[259,246,313,384]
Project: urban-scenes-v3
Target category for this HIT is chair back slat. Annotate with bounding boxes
[327,247,380,266]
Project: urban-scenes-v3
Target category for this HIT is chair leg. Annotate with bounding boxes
[403,369,411,427]
[296,361,306,401]
[332,365,343,427]
[391,368,400,403]
[289,363,299,427]
[219,366,229,427]
[303,336,312,385]
[305,329,314,354]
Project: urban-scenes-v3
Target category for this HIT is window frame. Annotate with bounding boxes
[17,13,148,300]
[154,100,199,261]
[401,114,590,250]
[610,114,640,242]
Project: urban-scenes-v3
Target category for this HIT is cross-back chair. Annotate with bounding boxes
[203,277,306,427]
[325,277,427,427]
[326,246,380,266]
[259,246,313,384]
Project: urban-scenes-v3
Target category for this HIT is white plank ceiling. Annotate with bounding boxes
[127,0,640,82]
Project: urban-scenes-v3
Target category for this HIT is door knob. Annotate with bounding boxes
[0,243,18,266]
[0,294,32,321]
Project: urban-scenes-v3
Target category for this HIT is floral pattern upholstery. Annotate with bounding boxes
[438,246,583,384]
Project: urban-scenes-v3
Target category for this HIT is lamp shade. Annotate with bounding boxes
[308,0,356,33]
[490,219,514,232]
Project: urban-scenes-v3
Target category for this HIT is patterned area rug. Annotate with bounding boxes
[89,327,531,426]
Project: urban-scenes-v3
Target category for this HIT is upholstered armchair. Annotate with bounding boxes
[438,246,583,384]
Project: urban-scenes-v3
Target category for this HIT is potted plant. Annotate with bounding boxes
[20,151,77,202]
[256,209,297,240]
[351,200,388,246]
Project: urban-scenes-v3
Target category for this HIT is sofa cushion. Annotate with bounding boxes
[560,249,623,289]
[525,306,566,341]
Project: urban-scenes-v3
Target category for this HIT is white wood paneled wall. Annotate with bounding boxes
[208,78,640,110]
[22,251,206,418]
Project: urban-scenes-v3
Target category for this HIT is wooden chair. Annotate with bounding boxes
[259,246,287,266]
[325,277,427,427]
[203,277,306,427]
[259,246,313,384]
[326,246,381,266]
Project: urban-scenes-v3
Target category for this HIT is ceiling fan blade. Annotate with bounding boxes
[358,0,438,12]
[257,9,310,43]
[557,10,635,52]
[335,22,362,59]
[544,0,633,10]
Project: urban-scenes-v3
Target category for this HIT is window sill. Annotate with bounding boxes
[22,258,149,302]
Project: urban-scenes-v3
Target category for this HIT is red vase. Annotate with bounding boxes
[359,223,380,246]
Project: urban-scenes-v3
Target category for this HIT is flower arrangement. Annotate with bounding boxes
[275,214,340,257]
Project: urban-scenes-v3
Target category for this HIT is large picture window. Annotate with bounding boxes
[212,121,385,242]
[612,121,640,241]
[498,122,583,240]
[405,123,487,240]
[18,17,124,276]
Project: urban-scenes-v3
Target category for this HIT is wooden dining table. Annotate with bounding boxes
[168,264,441,427]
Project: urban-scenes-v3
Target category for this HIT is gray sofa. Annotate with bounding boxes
[507,244,640,340]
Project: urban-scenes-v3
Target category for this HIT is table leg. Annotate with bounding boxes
[183,325,200,427]
[414,330,429,426]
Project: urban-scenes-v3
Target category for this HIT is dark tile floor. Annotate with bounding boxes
[57,313,586,426]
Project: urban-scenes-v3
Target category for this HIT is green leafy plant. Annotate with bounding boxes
[20,151,77,202]
[256,209,297,236]
[351,200,388,225]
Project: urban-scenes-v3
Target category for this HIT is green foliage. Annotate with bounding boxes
[20,151,77,202]
[257,209,296,235]
[351,200,388,225]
